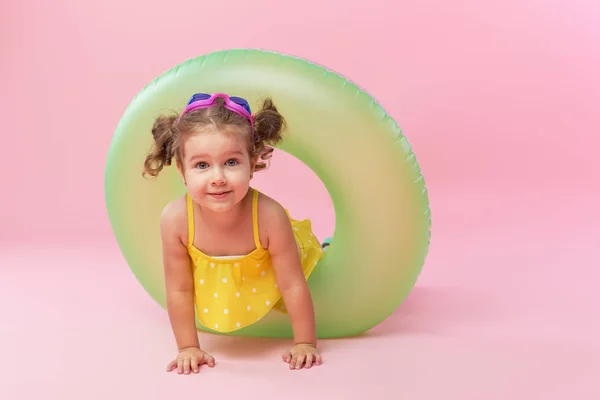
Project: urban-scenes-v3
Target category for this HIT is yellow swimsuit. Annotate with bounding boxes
[185,188,325,333]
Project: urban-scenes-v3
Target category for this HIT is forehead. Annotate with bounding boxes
[182,128,248,159]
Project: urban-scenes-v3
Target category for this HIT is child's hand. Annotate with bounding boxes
[166,346,216,374]
[282,343,322,370]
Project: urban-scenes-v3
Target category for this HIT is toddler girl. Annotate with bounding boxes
[143,93,325,374]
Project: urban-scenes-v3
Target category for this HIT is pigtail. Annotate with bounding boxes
[252,98,287,171]
[142,113,178,178]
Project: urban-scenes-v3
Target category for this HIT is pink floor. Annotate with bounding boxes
[2,187,599,399]
[2,0,599,398]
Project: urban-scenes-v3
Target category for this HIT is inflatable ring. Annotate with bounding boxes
[105,49,431,339]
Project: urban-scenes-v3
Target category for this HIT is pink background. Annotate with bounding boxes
[1,0,599,399]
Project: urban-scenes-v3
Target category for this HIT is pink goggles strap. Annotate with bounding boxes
[177,93,254,136]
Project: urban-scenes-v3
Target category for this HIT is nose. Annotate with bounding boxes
[211,166,226,185]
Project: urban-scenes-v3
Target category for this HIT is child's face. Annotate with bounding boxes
[178,127,255,213]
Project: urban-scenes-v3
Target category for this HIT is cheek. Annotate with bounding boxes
[227,167,252,184]
[183,170,207,186]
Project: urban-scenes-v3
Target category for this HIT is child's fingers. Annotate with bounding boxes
[282,351,292,363]
[304,353,314,368]
[190,357,200,373]
[289,355,298,369]
[294,354,306,370]
[177,359,184,374]
[315,353,322,365]
[183,358,192,374]
[203,353,216,367]
[166,360,178,372]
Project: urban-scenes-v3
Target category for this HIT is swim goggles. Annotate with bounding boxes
[178,93,254,136]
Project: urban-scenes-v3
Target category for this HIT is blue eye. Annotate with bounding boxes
[226,159,239,166]
[196,162,208,169]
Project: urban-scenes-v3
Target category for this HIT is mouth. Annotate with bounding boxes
[208,190,232,198]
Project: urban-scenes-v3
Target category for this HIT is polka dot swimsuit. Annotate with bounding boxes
[186,188,325,333]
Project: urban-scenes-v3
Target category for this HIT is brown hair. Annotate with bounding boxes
[142,97,286,178]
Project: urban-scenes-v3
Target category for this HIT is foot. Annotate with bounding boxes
[321,237,332,249]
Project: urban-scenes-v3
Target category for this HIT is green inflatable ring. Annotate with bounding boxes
[105,49,431,339]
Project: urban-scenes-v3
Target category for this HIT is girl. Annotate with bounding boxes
[143,93,325,374]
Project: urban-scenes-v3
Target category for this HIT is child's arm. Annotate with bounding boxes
[160,202,199,351]
[266,206,317,346]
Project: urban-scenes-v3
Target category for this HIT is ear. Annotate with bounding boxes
[249,156,258,179]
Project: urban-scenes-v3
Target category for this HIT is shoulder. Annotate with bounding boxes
[160,194,189,245]
[255,190,293,248]
[256,191,289,227]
